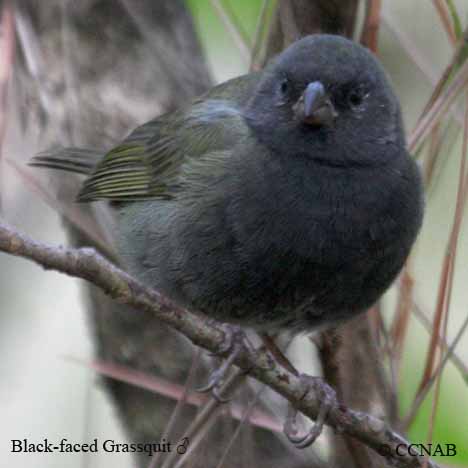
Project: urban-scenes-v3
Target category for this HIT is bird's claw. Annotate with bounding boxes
[283,374,337,449]
[206,323,238,357]
[196,358,235,403]
[197,325,247,402]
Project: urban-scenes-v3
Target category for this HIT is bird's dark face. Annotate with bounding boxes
[245,35,405,167]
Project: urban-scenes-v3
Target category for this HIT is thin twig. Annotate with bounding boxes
[0,218,442,468]
[391,266,415,380]
[66,356,281,434]
[251,0,279,71]
[219,0,252,50]
[408,58,468,153]
[411,300,468,379]
[374,307,400,424]
[149,348,202,468]
[8,160,115,258]
[407,92,468,440]
[161,369,245,468]
[445,0,463,38]
[278,1,300,47]
[0,0,16,212]
[14,8,55,121]
[381,12,465,128]
[249,0,269,71]
[416,28,468,129]
[214,384,267,468]
[403,312,468,430]
[416,91,468,394]
[60,0,82,144]
[360,0,382,53]
[431,0,457,46]
[423,123,444,187]
[381,10,440,86]
[208,0,251,64]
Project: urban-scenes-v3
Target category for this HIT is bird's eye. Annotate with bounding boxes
[280,79,289,94]
[347,88,366,108]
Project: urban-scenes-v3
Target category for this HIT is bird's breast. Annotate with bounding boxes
[230,161,401,268]
[221,157,420,321]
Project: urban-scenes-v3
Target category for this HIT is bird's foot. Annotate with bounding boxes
[197,324,249,402]
[283,374,337,449]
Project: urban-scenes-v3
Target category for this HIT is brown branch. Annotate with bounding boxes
[431,0,457,46]
[411,299,468,379]
[360,0,382,53]
[391,267,415,375]
[402,311,468,429]
[408,54,468,153]
[320,316,394,468]
[67,356,282,434]
[264,0,359,60]
[0,218,441,468]
[208,0,251,64]
[249,0,270,71]
[0,0,15,212]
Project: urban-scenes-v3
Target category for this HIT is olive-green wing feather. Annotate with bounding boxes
[76,119,162,201]
[77,99,250,202]
[30,148,104,175]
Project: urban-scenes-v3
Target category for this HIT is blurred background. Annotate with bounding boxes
[0,1,467,467]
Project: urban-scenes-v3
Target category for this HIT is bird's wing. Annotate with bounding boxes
[77,99,250,202]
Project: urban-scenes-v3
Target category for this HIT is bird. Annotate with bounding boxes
[30,34,424,447]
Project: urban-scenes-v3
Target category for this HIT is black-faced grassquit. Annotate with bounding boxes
[31,34,424,443]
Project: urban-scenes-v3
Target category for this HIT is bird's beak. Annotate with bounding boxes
[294,81,338,126]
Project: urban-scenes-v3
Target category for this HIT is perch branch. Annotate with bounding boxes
[0,219,440,468]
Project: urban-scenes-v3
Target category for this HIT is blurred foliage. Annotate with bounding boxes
[187,0,263,42]
[400,333,468,463]
[186,0,265,80]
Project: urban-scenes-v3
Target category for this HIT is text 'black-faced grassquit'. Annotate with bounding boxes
[31,34,424,446]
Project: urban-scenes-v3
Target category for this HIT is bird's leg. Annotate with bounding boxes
[283,374,337,449]
[260,334,336,448]
[197,324,251,402]
[260,332,298,375]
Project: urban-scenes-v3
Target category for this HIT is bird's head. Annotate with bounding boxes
[245,34,405,168]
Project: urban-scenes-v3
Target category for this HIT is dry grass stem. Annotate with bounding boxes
[360,0,382,53]
[431,0,457,46]
[208,0,252,64]
[0,0,16,211]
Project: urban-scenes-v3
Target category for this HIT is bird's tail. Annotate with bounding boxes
[29,147,103,175]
